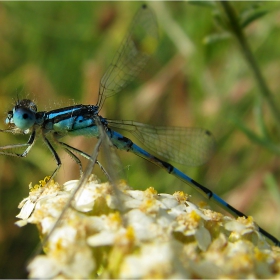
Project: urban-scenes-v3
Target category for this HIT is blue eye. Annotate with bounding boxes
[13,107,36,130]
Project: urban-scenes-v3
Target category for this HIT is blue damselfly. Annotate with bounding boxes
[1,4,279,246]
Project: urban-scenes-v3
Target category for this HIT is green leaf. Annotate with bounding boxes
[239,4,269,28]
[203,32,231,45]
[240,10,268,28]
[229,115,280,155]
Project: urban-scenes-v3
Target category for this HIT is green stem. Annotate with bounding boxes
[220,1,280,127]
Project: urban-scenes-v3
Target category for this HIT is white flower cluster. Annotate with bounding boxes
[16,176,280,278]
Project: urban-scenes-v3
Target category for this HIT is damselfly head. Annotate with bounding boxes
[6,99,37,130]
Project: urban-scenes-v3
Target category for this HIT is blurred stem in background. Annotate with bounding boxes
[218,1,280,152]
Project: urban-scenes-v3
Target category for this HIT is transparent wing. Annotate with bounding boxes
[107,119,216,166]
[97,5,158,109]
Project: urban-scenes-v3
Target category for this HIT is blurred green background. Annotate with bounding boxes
[0,1,280,278]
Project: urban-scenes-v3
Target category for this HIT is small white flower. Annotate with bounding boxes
[16,198,35,221]
[27,256,60,279]
[195,226,212,251]
[120,242,187,278]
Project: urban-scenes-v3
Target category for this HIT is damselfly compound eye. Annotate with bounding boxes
[13,107,36,130]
